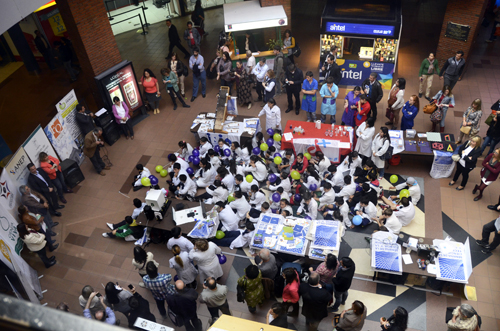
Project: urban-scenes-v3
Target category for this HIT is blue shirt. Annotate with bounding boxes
[189,55,205,72]
[34,171,49,187]
[84,307,116,325]
[143,273,175,300]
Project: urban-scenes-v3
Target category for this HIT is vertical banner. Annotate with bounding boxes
[0,170,18,218]
[22,125,58,168]
[3,147,31,211]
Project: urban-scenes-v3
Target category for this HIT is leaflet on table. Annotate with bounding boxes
[188,210,219,239]
[243,118,259,128]
[206,113,216,118]
[433,239,469,283]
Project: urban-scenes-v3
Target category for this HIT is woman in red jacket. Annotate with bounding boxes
[39,152,72,204]
[282,267,300,317]
[472,148,500,201]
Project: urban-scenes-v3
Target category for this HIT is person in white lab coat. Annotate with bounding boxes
[167,226,195,252]
[237,141,252,165]
[268,172,292,194]
[355,117,375,160]
[229,224,255,250]
[217,139,231,162]
[296,192,318,219]
[247,202,272,223]
[199,137,213,158]
[195,159,216,188]
[168,163,188,194]
[169,244,198,288]
[244,155,268,183]
[234,174,256,198]
[309,151,331,175]
[168,154,189,173]
[229,191,251,220]
[189,240,223,281]
[315,182,336,209]
[381,196,415,227]
[249,185,266,209]
[133,164,151,191]
[217,167,235,193]
[353,197,378,226]
[371,127,391,179]
[375,208,401,234]
[323,196,350,225]
[337,151,362,177]
[177,141,194,160]
[337,175,356,201]
[215,202,239,231]
[258,98,282,131]
[176,174,197,200]
[197,180,229,204]
[324,164,345,189]
[302,166,321,191]
[278,199,293,217]
[389,176,421,206]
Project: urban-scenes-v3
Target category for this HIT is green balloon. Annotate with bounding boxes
[274,156,282,165]
[216,230,225,239]
[227,195,235,202]
[304,152,311,160]
[273,133,282,142]
[390,175,398,184]
[141,177,151,186]
[291,170,301,180]
[399,189,410,199]
[246,174,254,183]
[260,143,268,152]
[160,169,168,177]
[155,165,163,173]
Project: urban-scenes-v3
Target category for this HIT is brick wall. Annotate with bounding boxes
[259,0,291,49]
[436,0,489,68]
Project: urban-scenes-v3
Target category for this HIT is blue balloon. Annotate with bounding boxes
[214,145,220,153]
[352,215,362,226]
[252,147,261,155]
[309,184,317,191]
[186,167,194,175]
[267,128,275,135]
[193,157,200,165]
[268,173,277,183]
[294,194,301,202]
[192,149,200,157]
[148,175,159,185]
[188,155,194,163]
[224,148,231,157]
[272,192,281,203]
[266,138,274,146]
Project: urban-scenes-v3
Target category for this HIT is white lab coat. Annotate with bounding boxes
[325,171,345,188]
[237,148,251,165]
[230,230,255,249]
[205,186,229,204]
[394,203,415,227]
[252,63,269,82]
[200,142,213,158]
[384,214,402,234]
[371,134,390,169]
[258,105,282,130]
[244,162,268,182]
[169,251,198,284]
[167,236,195,252]
[269,177,292,194]
[134,167,152,187]
[179,177,197,197]
[189,242,223,280]
[318,189,336,208]
[337,182,356,200]
[304,175,320,190]
[132,203,146,219]
[395,182,421,206]
[250,190,266,209]
[249,209,272,223]
[178,143,194,160]
[337,157,362,176]
[210,156,221,169]
[221,173,235,193]
[355,122,375,158]
[219,206,239,231]
[229,198,251,220]
[297,199,318,219]
[172,170,188,187]
[196,166,216,188]
[339,203,351,227]
[240,178,258,193]
[218,144,231,160]
[354,201,378,222]
[315,158,331,175]
[169,159,189,173]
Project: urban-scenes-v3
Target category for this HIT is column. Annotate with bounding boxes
[7,23,40,74]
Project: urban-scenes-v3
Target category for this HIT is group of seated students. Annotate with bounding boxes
[120,133,421,250]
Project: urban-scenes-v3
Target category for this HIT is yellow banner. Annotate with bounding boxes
[49,13,66,36]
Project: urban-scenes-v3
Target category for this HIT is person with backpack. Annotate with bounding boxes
[273,45,284,96]
[371,127,391,179]
[283,29,297,63]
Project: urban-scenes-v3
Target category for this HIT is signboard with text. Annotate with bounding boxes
[336,59,394,88]
[325,22,395,37]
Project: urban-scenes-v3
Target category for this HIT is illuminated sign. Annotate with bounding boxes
[325,22,394,37]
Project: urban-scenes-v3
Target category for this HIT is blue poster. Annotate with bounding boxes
[335,59,394,88]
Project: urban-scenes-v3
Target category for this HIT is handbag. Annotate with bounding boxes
[430,108,443,123]
[379,144,393,161]
[485,113,495,126]
[423,102,437,114]
[385,107,394,122]
[236,278,247,302]
[460,126,472,135]
[182,62,189,77]
[451,154,461,162]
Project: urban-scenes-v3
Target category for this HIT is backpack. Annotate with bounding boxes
[292,41,301,57]
[379,144,394,161]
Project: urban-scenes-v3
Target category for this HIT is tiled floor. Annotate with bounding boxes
[5,0,500,330]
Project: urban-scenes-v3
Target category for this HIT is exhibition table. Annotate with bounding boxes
[400,131,456,156]
[281,120,353,163]
[210,315,285,331]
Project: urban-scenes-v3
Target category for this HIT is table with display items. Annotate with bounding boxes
[399,131,457,156]
[281,120,353,164]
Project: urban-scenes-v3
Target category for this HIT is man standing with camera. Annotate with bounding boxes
[84,127,110,176]
[284,63,303,115]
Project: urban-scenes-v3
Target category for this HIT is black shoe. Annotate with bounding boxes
[49,243,59,252]
[385,121,393,125]
[133,186,143,192]
[173,104,177,110]
[418,93,422,98]
[295,111,300,115]
[49,256,56,261]
[60,197,67,204]
[52,222,59,227]
[45,260,56,268]
[191,96,196,102]
[425,96,431,102]
[476,240,489,248]
[56,205,65,209]
[285,108,292,113]
[202,94,206,98]
[481,249,492,255]
[487,205,498,211]
[53,212,62,217]
[182,104,190,108]
[50,232,57,237]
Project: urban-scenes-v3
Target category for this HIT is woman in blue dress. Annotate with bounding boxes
[341,86,361,127]
[400,95,420,131]
[320,76,339,124]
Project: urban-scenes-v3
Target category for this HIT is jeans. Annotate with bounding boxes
[331,289,348,311]
[320,113,335,124]
[52,171,68,199]
[35,247,53,267]
[378,167,385,178]
[306,112,317,122]
[155,298,166,316]
[482,219,500,251]
[440,107,449,127]
[452,162,472,187]
[192,71,206,97]
[89,147,105,174]
[206,300,231,319]
[63,60,77,80]
[481,136,500,155]
[183,314,202,331]
[167,87,186,107]
[119,121,134,137]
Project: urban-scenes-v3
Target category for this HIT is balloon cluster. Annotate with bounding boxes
[155,165,168,178]
[252,131,283,156]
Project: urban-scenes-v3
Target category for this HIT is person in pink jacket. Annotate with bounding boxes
[112,97,134,139]
[282,267,300,317]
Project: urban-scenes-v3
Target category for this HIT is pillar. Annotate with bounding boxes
[436,0,489,70]
[259,0,292,49]
[7,23,40,74]
[56,0,123,110]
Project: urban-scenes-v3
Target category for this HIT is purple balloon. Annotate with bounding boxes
[253,147,261,155]
[218,254,227,264]
[266,138,274,146]
[268,173,277,183]
[272,192,281,203]
[294,194,302,202]
[214,145,220,153]
[188,155,194,163]
[193,157,200,165]
[224,148,231,157]
[267,128,275,135]
[309,184,317,191]
[149,175,159,185]
[186,167,194,175]
[192,149,200,157]
[274,153,281,158]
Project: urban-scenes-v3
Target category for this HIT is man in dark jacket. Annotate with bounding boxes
[184,22,201,55]
[322,55,341,86]
[284,63,304,114]
[54,40,78,81]
[34,30,54,70]
[362,73,383,121]
[298,272,331,331]
[20,185,61,224]
[439,50,465,90]
[167,280,202,331]
[166,19,190,59]
[331,257,356,312]
[127,286,156,329]
[75,104,95,135]
[27,163,64,215]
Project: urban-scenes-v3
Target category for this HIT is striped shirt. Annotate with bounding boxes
[143,274,175,300]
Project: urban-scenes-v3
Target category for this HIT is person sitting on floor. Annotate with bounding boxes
[297,191,318,219]
[102,216,143,241]
[176,174,197,201]
[315,182,336,211]
[246,202,272,224]
[381,196,415,227]
[249,184,266,209]
[215,202,239,231]
[229,191,251,221]
[133,164,151,192]
[131,198,146,220]
[199,137,213,159]
[388,176,421,206]
[235,174,257,198]
[278,199,293,217]
[375,208,402,234]
[337,175,357,201]
[353,197,378,227]
[268,171,292,194]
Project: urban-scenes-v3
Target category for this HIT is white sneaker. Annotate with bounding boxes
[248,103,252,109]
[138,282,146,288]
[306,120,312,122]
[102,233,109,238]
[107,223,114,230]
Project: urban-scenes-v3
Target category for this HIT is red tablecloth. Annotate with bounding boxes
[281,120,352,163]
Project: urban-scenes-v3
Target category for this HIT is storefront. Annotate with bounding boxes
[223,0,288,67]
[320,0,402,88]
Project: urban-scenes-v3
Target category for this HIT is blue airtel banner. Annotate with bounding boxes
[325,22,395,37]
[336,59,395,88]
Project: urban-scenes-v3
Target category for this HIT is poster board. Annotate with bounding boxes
[22,125,58,168]
[433,239,471,284]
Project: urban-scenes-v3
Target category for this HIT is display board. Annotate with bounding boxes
[433,239,471,284]
[94,60,143,113]
[445,22,471,42]
[371,231,402,275]
[0,169,19,218]
[325,22,395,37]
[22,125,58,168]
[3,147,31,188]
[341,59,395,88]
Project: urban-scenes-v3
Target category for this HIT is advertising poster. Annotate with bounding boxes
[97,62,143,112]
[4,147,31,191]
[22,125,58,168]
[337,59,394,88]
[0,170,18,217]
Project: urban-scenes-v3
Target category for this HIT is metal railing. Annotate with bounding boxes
[110,14,148,35]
